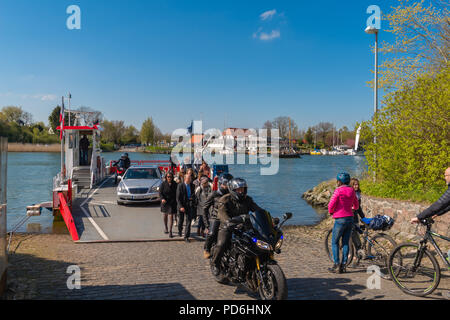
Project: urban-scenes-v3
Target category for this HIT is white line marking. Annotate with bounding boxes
[79,176,112,240]
[81,176,112,206]
[81,206,109,240]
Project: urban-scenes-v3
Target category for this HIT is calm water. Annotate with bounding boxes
[6,152,367,233]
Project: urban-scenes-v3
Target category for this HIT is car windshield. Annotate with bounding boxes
[124,168,160,180]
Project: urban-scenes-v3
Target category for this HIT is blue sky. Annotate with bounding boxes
[0,0,397,134]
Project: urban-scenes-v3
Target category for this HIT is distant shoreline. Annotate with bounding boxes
[7,143,60,152]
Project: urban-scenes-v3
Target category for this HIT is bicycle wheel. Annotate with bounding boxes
[324,229,354,267]
[367,233,397,279]
[388,242,441,297]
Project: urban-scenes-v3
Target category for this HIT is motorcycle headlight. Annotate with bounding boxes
[275,237,283,250]
[253,238,272,251]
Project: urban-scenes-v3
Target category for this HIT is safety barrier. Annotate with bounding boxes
[58,193,79,241]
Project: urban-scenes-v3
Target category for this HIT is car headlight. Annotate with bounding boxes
[118,184,128,193]
[151,185,160,192]
[252,238,272,251]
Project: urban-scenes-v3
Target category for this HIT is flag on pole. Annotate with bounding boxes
[187,120,193,134]
[60,97,65,140]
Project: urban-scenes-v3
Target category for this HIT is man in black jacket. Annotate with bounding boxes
[211,178,264,266]
[202,173,233,259]
[176,174,197,242]
[411,167,450,223]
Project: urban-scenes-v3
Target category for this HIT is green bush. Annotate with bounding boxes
[360,65,449,203]
[100,142,116,152]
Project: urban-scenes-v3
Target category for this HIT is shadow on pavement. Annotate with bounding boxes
[286,277,369,300]
[5,251,196,300]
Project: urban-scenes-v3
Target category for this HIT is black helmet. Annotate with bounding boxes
[218,173,233,186]
[228,178,248,201]
[121,153,127,159]
[124,153,129,157]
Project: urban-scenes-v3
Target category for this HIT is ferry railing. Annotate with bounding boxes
[89,148,97,189]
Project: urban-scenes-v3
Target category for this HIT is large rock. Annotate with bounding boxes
[302,179,335,209]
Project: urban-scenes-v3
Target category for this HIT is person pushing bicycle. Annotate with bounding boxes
[411,167,450,224]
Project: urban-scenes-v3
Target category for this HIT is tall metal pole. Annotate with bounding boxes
[61,97,65,180]
[373,32,378,181]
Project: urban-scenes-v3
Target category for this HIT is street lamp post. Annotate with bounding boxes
[365,25,379,181]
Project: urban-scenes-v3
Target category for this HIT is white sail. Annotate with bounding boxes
[354,125,362,151]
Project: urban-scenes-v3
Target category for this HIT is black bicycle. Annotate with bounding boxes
[388,217,450,297]
[325,221,396,279]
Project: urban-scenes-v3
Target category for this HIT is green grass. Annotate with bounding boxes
[145,145,172,153]
[359,178,445,204]
[100,142,116,152]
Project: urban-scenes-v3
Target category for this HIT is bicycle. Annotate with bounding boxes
[388,217,450,297]
[325,220,397,279]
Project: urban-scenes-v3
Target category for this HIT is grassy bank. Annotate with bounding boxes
[8,143,60,152]
[144,146,172,153]
[359,178,443,204]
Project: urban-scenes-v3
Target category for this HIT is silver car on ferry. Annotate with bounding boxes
[116,165,162,205]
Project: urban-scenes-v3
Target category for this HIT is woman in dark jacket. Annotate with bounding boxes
[159,172,178,238]
[350,178,365,252]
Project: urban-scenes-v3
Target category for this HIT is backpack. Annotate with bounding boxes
[363,215,395,231]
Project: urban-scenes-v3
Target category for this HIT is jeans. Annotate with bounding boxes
[331,216,354,265]
[80,149,88,165]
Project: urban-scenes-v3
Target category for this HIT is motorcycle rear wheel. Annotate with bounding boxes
[258,264,287,300]
[209,249,229,284]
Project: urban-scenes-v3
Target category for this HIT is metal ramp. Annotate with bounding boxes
[71,177,201,243]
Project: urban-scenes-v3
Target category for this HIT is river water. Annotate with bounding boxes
[6,152,367,233]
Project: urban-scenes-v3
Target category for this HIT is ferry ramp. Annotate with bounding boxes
[71,176,198,243]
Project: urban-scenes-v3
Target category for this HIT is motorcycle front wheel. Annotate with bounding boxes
[258,264,288,300]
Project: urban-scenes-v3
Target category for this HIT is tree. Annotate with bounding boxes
[140,117,161,146]
[375,0,450,91]
[48,105,75,134]
[271,116,297,139]
[76,106,103,126]
[361,65,449,193]
[314,122,334,146]
[1,106,33,125]
[121,125,140,145]
[100,120,125,145]
[304,127,314,145]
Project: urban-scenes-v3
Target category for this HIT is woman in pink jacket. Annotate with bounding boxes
[328,172,359,273]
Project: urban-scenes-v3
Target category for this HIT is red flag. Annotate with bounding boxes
[60,98,65,140]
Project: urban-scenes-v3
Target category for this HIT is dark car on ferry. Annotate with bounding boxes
[116,165,162,205]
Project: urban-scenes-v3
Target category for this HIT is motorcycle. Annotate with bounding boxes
[113,161,126,185]
[210,210,293,300]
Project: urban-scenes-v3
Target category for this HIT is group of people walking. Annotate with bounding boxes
[158,159,215,242]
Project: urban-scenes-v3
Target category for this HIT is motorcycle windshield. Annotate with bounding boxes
[249,210,278,245]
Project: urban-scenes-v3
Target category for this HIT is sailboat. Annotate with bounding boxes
[280,117,301,158]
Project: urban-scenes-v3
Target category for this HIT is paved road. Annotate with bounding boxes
[5,231,450,300]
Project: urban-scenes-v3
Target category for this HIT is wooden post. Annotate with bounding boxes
[0,137,7,296]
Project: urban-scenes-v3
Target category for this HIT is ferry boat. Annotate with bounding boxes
[45,109,230,243]
[44,108,187,242]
